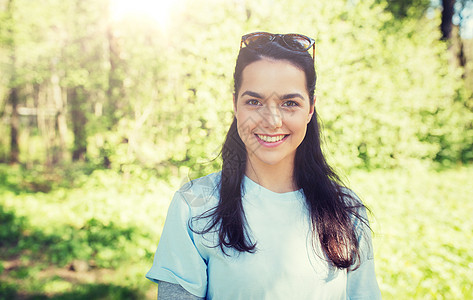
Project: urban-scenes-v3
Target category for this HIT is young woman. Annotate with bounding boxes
[147,32,381,299]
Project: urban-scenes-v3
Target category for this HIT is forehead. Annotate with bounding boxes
[239,59,308,98]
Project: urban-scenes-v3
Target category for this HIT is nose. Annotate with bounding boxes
[263,105,282,129]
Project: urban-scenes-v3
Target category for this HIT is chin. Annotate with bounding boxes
[251,153,292,167]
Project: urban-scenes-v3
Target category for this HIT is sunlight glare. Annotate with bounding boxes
[110,0,178,29]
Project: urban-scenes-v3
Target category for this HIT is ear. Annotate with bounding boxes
[307,96,315,123]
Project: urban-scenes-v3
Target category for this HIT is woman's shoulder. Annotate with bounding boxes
[175,171,221,209]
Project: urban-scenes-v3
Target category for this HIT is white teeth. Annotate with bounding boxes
[257,134,286,143]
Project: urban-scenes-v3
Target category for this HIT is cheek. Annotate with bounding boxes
[236,111,256,139]
[286,116,308,135]
[296,125,308,141]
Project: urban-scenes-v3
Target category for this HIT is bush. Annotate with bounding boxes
[0,206,25,248]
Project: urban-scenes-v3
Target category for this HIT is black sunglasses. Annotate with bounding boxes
[240,32,315,60]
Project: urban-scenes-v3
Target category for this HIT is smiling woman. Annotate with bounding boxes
[110,0,179,28]
[145,32,382,300]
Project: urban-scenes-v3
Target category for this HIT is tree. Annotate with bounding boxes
[62,0,109,162]
[0,0,471,170]
[381,0,431,19]
[378,0,472,41]
[3,0,20,164]
[441,0,455,40]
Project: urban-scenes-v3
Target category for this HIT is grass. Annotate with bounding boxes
[349,166,473,299]
[0,163,180,299]
[0,163,472,299]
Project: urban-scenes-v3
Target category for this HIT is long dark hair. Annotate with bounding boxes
[192,41,368,269]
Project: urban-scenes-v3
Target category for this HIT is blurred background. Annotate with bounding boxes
[0,0,472,299]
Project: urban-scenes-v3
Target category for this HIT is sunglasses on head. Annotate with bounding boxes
[240,32,315,60]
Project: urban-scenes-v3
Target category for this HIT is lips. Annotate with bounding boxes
[256,134,288,143]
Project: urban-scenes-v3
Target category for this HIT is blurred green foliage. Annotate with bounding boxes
[0,0,472,173]
[350,166,473,299]
[0,206,25,248]
[0,163,178,299]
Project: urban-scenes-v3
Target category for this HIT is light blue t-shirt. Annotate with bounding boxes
[146,172,381,299]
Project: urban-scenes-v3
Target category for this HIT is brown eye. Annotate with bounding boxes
[247,99,261,106]
[282,100,298,107]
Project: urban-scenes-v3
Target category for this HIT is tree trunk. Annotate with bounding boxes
[9,87,20,164]
[6,0,19,164]
[441,0,455,41]
[69,87,87,161]
[34,83,52,165]
[51,72,67,163]
[457,34,466,68]
[106,23,125,127]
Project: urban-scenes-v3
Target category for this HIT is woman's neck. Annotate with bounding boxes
[245,158,297,193]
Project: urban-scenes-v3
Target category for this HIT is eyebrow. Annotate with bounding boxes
[279,93,305,101]
[241,91,263,99]
[240,91,305,101]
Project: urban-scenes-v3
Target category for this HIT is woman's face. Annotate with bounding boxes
[234,58,314,171]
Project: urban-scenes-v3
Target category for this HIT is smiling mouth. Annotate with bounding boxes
[256,134,288,143]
